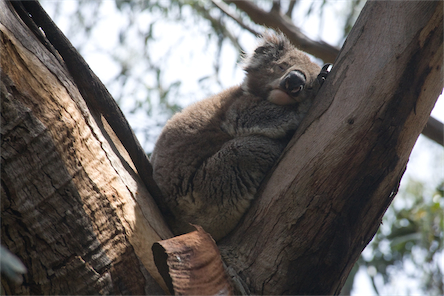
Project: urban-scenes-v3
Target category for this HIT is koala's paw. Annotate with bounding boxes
[317,63,332,85]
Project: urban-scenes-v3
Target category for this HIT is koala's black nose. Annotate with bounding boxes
[280,70,306,95]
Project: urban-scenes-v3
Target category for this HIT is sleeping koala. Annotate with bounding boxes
[151,32,330,241]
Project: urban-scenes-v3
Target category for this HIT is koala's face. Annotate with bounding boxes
[242,33,322,105]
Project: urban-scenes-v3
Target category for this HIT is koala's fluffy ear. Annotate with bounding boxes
[261,36,283,56]
[244,32,289,71]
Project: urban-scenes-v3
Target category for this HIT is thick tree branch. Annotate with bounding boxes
[219,1,443,294]
[1,0,172,293]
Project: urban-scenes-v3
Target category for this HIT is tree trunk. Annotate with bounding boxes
[219,1,443,294]
[1,0,172,294]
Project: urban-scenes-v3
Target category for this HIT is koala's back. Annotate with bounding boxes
[151,86,239,203]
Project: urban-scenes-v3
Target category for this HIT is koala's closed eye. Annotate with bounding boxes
[276,63,289,72]
[150,32,324,241]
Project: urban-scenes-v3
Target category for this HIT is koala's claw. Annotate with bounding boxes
[317,63,332,85]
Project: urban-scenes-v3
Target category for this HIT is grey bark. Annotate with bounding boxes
[219,1,443,294]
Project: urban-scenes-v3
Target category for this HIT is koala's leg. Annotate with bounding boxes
[174,135,286,240]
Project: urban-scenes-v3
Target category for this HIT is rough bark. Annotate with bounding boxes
[219,1,443,294]
[1,0,172,294]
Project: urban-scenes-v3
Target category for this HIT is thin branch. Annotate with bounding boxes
[211,0,260,36]
[286,0,297,19]
[271,0,280,13]
[422,115,444,146]
[191,1,244,57]
[224,0,339,63]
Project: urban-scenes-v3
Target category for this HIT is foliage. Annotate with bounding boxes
[359,179,444,295]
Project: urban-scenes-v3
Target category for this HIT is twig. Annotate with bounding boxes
[211,0,260,36]
[286,0,297,19]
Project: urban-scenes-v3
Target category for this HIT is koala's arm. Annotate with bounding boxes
[221,98,314,139]
[172,135,286,241]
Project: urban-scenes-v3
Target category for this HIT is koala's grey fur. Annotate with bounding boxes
[151,33,323,241]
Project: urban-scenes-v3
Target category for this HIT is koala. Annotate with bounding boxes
[150,33,330,241]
